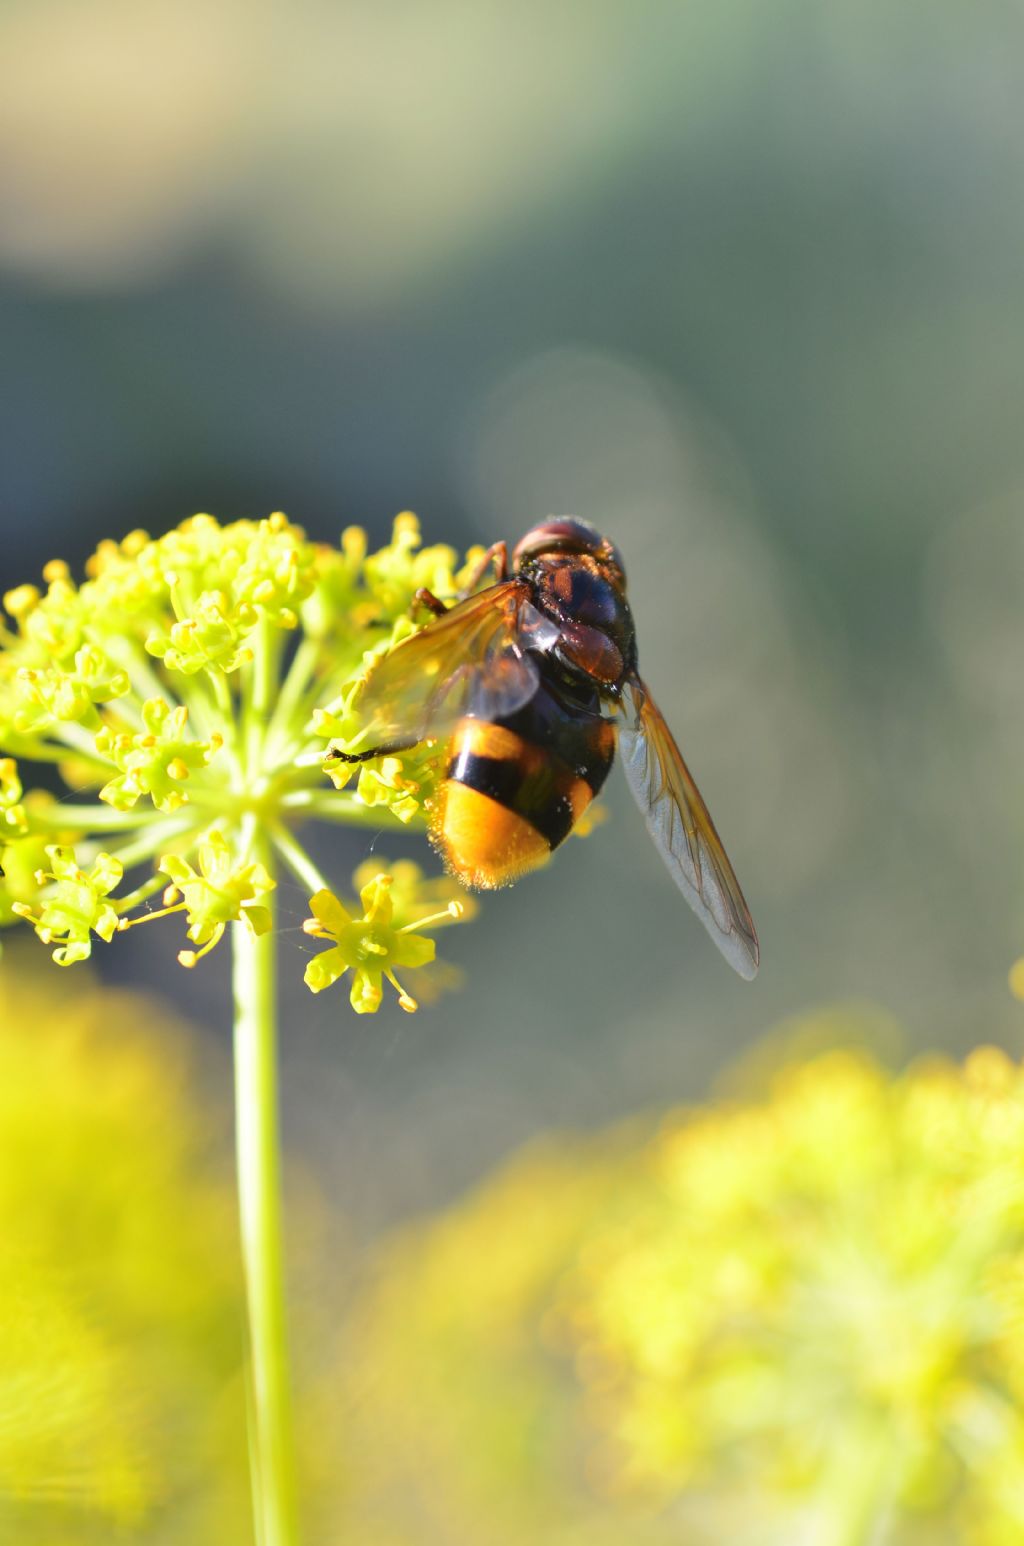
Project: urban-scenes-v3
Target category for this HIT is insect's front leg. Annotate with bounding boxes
[458,541,509,596]
[411,543,509,616]
[327,738,419,765]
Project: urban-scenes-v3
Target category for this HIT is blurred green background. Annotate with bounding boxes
[3,3,1024,1534]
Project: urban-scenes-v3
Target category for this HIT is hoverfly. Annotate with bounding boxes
[331,518,759,978]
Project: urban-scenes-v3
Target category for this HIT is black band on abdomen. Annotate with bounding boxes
[446,750,576,851]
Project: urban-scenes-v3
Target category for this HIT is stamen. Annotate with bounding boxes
[385,969,418,1013]
[117,901,187,931]
[178,923,224,968]
[400,900,464,932]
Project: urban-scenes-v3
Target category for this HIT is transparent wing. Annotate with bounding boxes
[619,677,759,979]
[347,580,554,749]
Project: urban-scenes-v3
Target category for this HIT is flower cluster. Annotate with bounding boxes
[336,1025,1024,1545]
[0,512,476,1005]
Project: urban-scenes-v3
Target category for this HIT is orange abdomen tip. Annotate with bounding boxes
[433,780,551,890]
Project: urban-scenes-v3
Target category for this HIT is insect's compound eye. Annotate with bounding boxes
[513,519,625,577]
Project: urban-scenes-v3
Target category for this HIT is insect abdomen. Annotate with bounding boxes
[433,706,614,889]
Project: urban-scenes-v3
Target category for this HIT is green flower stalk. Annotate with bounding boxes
[0,510,479,1546]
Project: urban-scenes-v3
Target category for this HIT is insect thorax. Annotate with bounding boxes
[527,554,637,689]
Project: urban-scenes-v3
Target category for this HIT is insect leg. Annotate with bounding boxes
[459,541,509,595]
[327,738,420,764]
[413,587,449,618]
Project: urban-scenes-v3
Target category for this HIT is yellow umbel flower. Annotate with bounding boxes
[334,1024,1024,1546]
[0,509,483,1546]
[0,511,473,1001]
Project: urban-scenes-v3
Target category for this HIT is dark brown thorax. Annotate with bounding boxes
[512,519,637,692]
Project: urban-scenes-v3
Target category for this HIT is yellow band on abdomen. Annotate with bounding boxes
[450,717,545,766]
[432,780,551,890]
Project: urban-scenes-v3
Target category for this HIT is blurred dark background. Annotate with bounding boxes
[3,0,1024,1234]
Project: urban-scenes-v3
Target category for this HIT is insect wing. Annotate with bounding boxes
[350,580,543,748]
[619,678,759,979]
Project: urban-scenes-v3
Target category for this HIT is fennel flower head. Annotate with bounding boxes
[336,1024,1024,1546]
[0,512,476,1008]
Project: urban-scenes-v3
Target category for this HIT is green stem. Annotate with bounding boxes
[264,636,322,764]
[177,669,239,773]
[101,634,174,708]
[113,872,168,912]
[241,619,279,770]
[254,619,279,717]
[0,738,89,765]
[49,720,108,759]
[269,821,332,896]
[12,734,112,772]
[101,817,195,871]
[232,850,299,1546]
[25,802,156,831]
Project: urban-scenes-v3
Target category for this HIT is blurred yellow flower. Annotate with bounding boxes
[334,1020,1024,1546]
[0,954,249,1543]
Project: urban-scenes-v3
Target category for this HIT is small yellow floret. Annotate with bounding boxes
[4,584,40,619]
